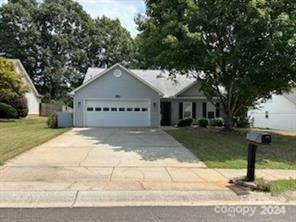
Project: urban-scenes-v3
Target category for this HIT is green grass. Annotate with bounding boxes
[269,179,296,196]
[0,118,69,165]
[165,127,296,169]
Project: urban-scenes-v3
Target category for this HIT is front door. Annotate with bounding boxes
[160,102,171,126]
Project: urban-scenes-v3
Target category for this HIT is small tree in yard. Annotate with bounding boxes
[137,0,295,130]
[0,57,28,101]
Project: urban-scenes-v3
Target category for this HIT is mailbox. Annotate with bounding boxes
[246,132,271,181]
[246,132,271,145]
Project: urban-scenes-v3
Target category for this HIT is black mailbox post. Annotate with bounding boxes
[246,132,271,182]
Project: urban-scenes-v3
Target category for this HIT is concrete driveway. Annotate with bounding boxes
[0,128,231,191]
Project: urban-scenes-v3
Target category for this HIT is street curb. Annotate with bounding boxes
[0,190,293,208]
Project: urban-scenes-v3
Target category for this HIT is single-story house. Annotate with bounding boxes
[249,91,296,131]
[70,64,220,127]
[9,59,42,115]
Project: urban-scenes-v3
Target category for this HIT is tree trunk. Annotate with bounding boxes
[224,112,234,131]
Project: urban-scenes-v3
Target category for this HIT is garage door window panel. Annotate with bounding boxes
[85,100,150,127]
[87,107,94,111]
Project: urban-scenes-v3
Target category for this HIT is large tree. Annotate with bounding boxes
[137,0,295,130]
[0,0,40,82]
[36,0,92,102]
[0,0,136,104]
[89,16,135,68]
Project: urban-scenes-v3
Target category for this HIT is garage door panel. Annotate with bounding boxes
[85,99,150,127]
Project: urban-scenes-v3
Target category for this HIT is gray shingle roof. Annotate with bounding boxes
[84,67,196,97]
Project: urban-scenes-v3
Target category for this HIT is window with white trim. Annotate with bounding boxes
[183,102,192,118]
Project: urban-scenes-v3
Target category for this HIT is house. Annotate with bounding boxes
[249,91,296,131]
[9,59,42,115]
[70,63,220,127]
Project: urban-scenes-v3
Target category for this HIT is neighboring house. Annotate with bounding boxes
[70,63,220,127]
[249,91,296,131]
[9,59,42,115]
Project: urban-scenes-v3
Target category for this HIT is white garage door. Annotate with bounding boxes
[85,99,150,127]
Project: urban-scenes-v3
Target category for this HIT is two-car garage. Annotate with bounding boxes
[84,99,151,127]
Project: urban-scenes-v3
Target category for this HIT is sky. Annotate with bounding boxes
[76,0,146,37]
[0,0,146,37]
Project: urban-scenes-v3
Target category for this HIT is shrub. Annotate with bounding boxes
[237,120,250,128]
[0,102,18,119]
[177,118,193,127]
[7,95,28,118]
[47,112,58,128]
[211,117,224,127]
[198,118,208,127]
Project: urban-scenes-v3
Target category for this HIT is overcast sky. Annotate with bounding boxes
[0,0,146,37]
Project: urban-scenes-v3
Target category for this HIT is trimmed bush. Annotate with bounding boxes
[198,118,208,127]
[47,112,58,128]
[178,118,193,127]
[0,102,18,119]
[211,117,224,127]
[7,96,29,118]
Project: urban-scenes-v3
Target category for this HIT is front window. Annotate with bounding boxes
[208,111,215,119]
[183,102,192,118]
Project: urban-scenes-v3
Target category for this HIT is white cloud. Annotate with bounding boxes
[76,0,145,37]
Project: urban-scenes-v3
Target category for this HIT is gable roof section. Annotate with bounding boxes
[174,81,199,97]
[70,64,164,96]
[80,65,196,98]
[283,90,296,105]
[9,59,43,98]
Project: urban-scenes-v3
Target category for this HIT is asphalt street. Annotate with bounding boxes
[0,206,295,222]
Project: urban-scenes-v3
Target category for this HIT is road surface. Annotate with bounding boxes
[0,206,295,222]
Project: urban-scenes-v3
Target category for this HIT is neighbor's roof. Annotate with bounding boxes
[8,59,43,98]
[283,90,296,104]
[84,66,196,98]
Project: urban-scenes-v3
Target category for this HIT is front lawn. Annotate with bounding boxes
[166,128,296,169]
[269,179,296,196]
[0,118,69,165]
